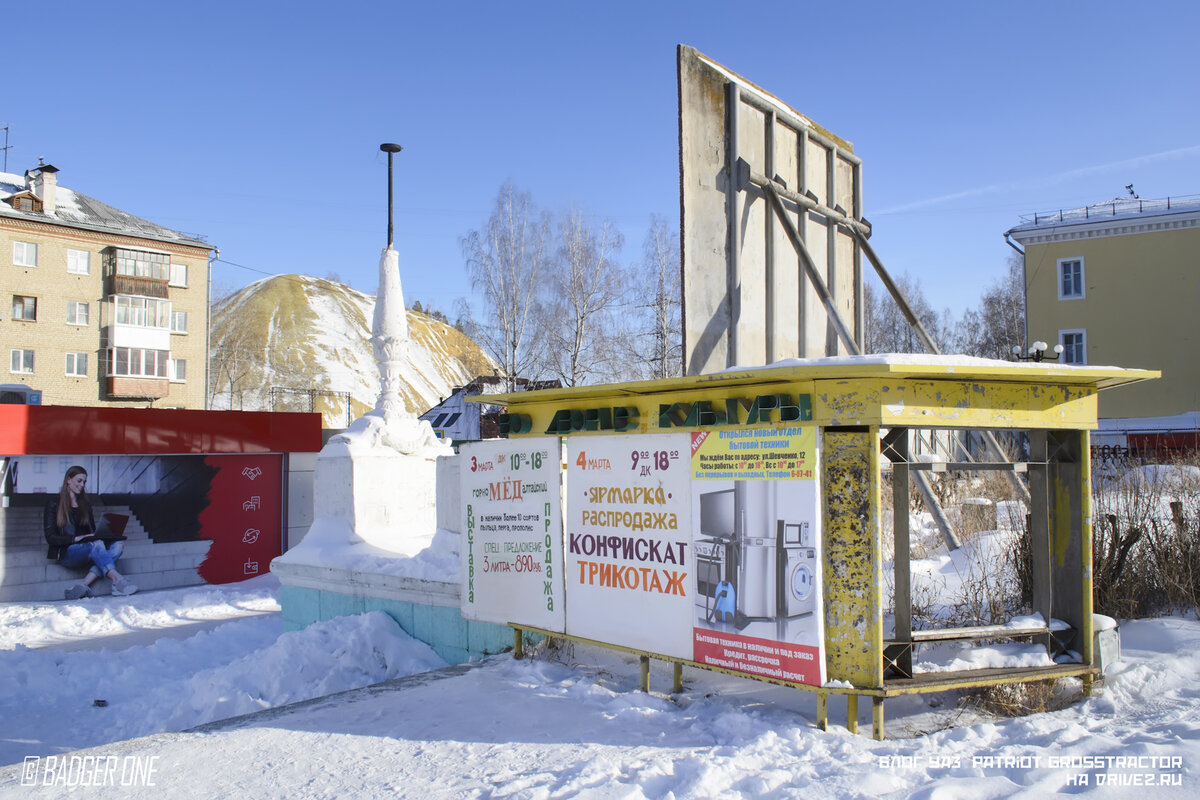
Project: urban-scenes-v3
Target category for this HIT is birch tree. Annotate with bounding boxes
[460,184,550,390]
[863,273,945,354]
[542,210,625,386]
[951,255,1025,359]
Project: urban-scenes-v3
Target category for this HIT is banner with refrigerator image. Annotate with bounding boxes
[690,426,825,686]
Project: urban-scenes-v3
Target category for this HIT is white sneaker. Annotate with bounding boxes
[64,584,92,600]
[111,578,138,597]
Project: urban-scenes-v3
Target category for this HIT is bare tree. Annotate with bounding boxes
[543,210,625,386]
[633,214,682,380]
[207,294,259,409]
[460,184,551,390]
[863,273,945,354]
[955,254,1025,359]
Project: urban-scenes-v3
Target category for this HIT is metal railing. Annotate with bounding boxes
[1019,194,1200,227]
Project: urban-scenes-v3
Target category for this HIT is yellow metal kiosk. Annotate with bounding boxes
[476,357,1157,739]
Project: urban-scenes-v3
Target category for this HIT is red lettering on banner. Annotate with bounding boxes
[692,628,822,687]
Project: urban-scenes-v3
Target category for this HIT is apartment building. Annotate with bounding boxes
[1,162,214,408]
[1006,195,1200,425]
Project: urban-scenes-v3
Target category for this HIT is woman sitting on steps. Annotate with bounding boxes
[44,465,138,600]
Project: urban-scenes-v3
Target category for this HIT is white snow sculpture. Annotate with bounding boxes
[329,246,449,456]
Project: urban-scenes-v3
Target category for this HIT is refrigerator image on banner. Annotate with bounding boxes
[690,426,825,687]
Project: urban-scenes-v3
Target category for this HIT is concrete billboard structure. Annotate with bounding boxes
[679,45,868,375]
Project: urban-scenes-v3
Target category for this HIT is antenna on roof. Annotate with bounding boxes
[1125,183,1139,199]
[0,126,10,173]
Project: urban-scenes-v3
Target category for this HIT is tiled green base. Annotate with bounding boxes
[279,584,520,665]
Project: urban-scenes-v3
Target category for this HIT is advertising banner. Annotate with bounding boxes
[690,426,826,686]
[197,454,284,583]
[3,453,283,585]
[459,437,564,631]
[565,434,694,659]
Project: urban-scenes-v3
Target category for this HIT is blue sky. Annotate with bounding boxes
[5,0,1197,322]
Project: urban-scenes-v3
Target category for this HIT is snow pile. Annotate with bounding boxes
[0,580,280,652]
[273,517,460,583]
[0,578,444,767]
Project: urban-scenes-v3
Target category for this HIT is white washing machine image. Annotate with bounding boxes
[778,521,817,618]
[784,549,817,616]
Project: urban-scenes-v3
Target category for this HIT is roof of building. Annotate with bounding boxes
[0,168,211,250]
[1006,194,1200,237]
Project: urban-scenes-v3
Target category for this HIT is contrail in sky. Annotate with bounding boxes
[874,144,1200,216]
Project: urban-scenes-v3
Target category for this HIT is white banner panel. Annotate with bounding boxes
[565,433,693,659]
[460,437,564,631]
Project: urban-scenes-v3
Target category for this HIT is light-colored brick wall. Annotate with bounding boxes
[1,216,212,409]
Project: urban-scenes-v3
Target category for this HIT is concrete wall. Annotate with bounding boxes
[286,451,317,550]
[278,581,515,666]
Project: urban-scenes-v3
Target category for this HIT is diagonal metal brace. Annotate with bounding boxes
[758,176,961,550]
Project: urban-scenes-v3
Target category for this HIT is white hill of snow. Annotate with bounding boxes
[209,274,494,422]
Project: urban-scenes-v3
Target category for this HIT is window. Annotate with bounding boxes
[67,249,91,275]
[65,352,88,377]
[10,349,34,374]
[5,193,40,213]
[13,241,38,267]
[67,300,90,326]
[171,310,188,333]
[1060,330,1086,365]
[12,295,37,321]
[1058,258,1084,299]
[106,347,169,378]
[114,295,171,329]
[114,248,170,281]
[170,262,188,287]
[172,358,187,382]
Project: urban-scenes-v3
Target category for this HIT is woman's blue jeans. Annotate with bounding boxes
[59,540,124,580]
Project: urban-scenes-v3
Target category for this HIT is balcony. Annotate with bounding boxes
[105,247,172,299]
[107,376,169,399]
[111,273,169,299]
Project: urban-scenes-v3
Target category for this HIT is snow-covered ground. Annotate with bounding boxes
[0,575,1196,798]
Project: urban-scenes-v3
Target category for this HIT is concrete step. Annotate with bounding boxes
[0,569,209,603]
[2,506,148,547]
[2,539,209,567]
[1,540,214,599]
[4,532,151,548]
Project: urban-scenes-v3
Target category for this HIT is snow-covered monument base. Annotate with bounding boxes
[271,246,513,664]
[270,441,512,664]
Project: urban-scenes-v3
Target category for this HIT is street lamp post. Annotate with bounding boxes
[380,143,403,248]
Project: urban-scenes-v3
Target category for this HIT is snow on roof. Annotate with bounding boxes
[723,352,1134,374]
[0,169,210,249]
[1007,194,1200,234]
